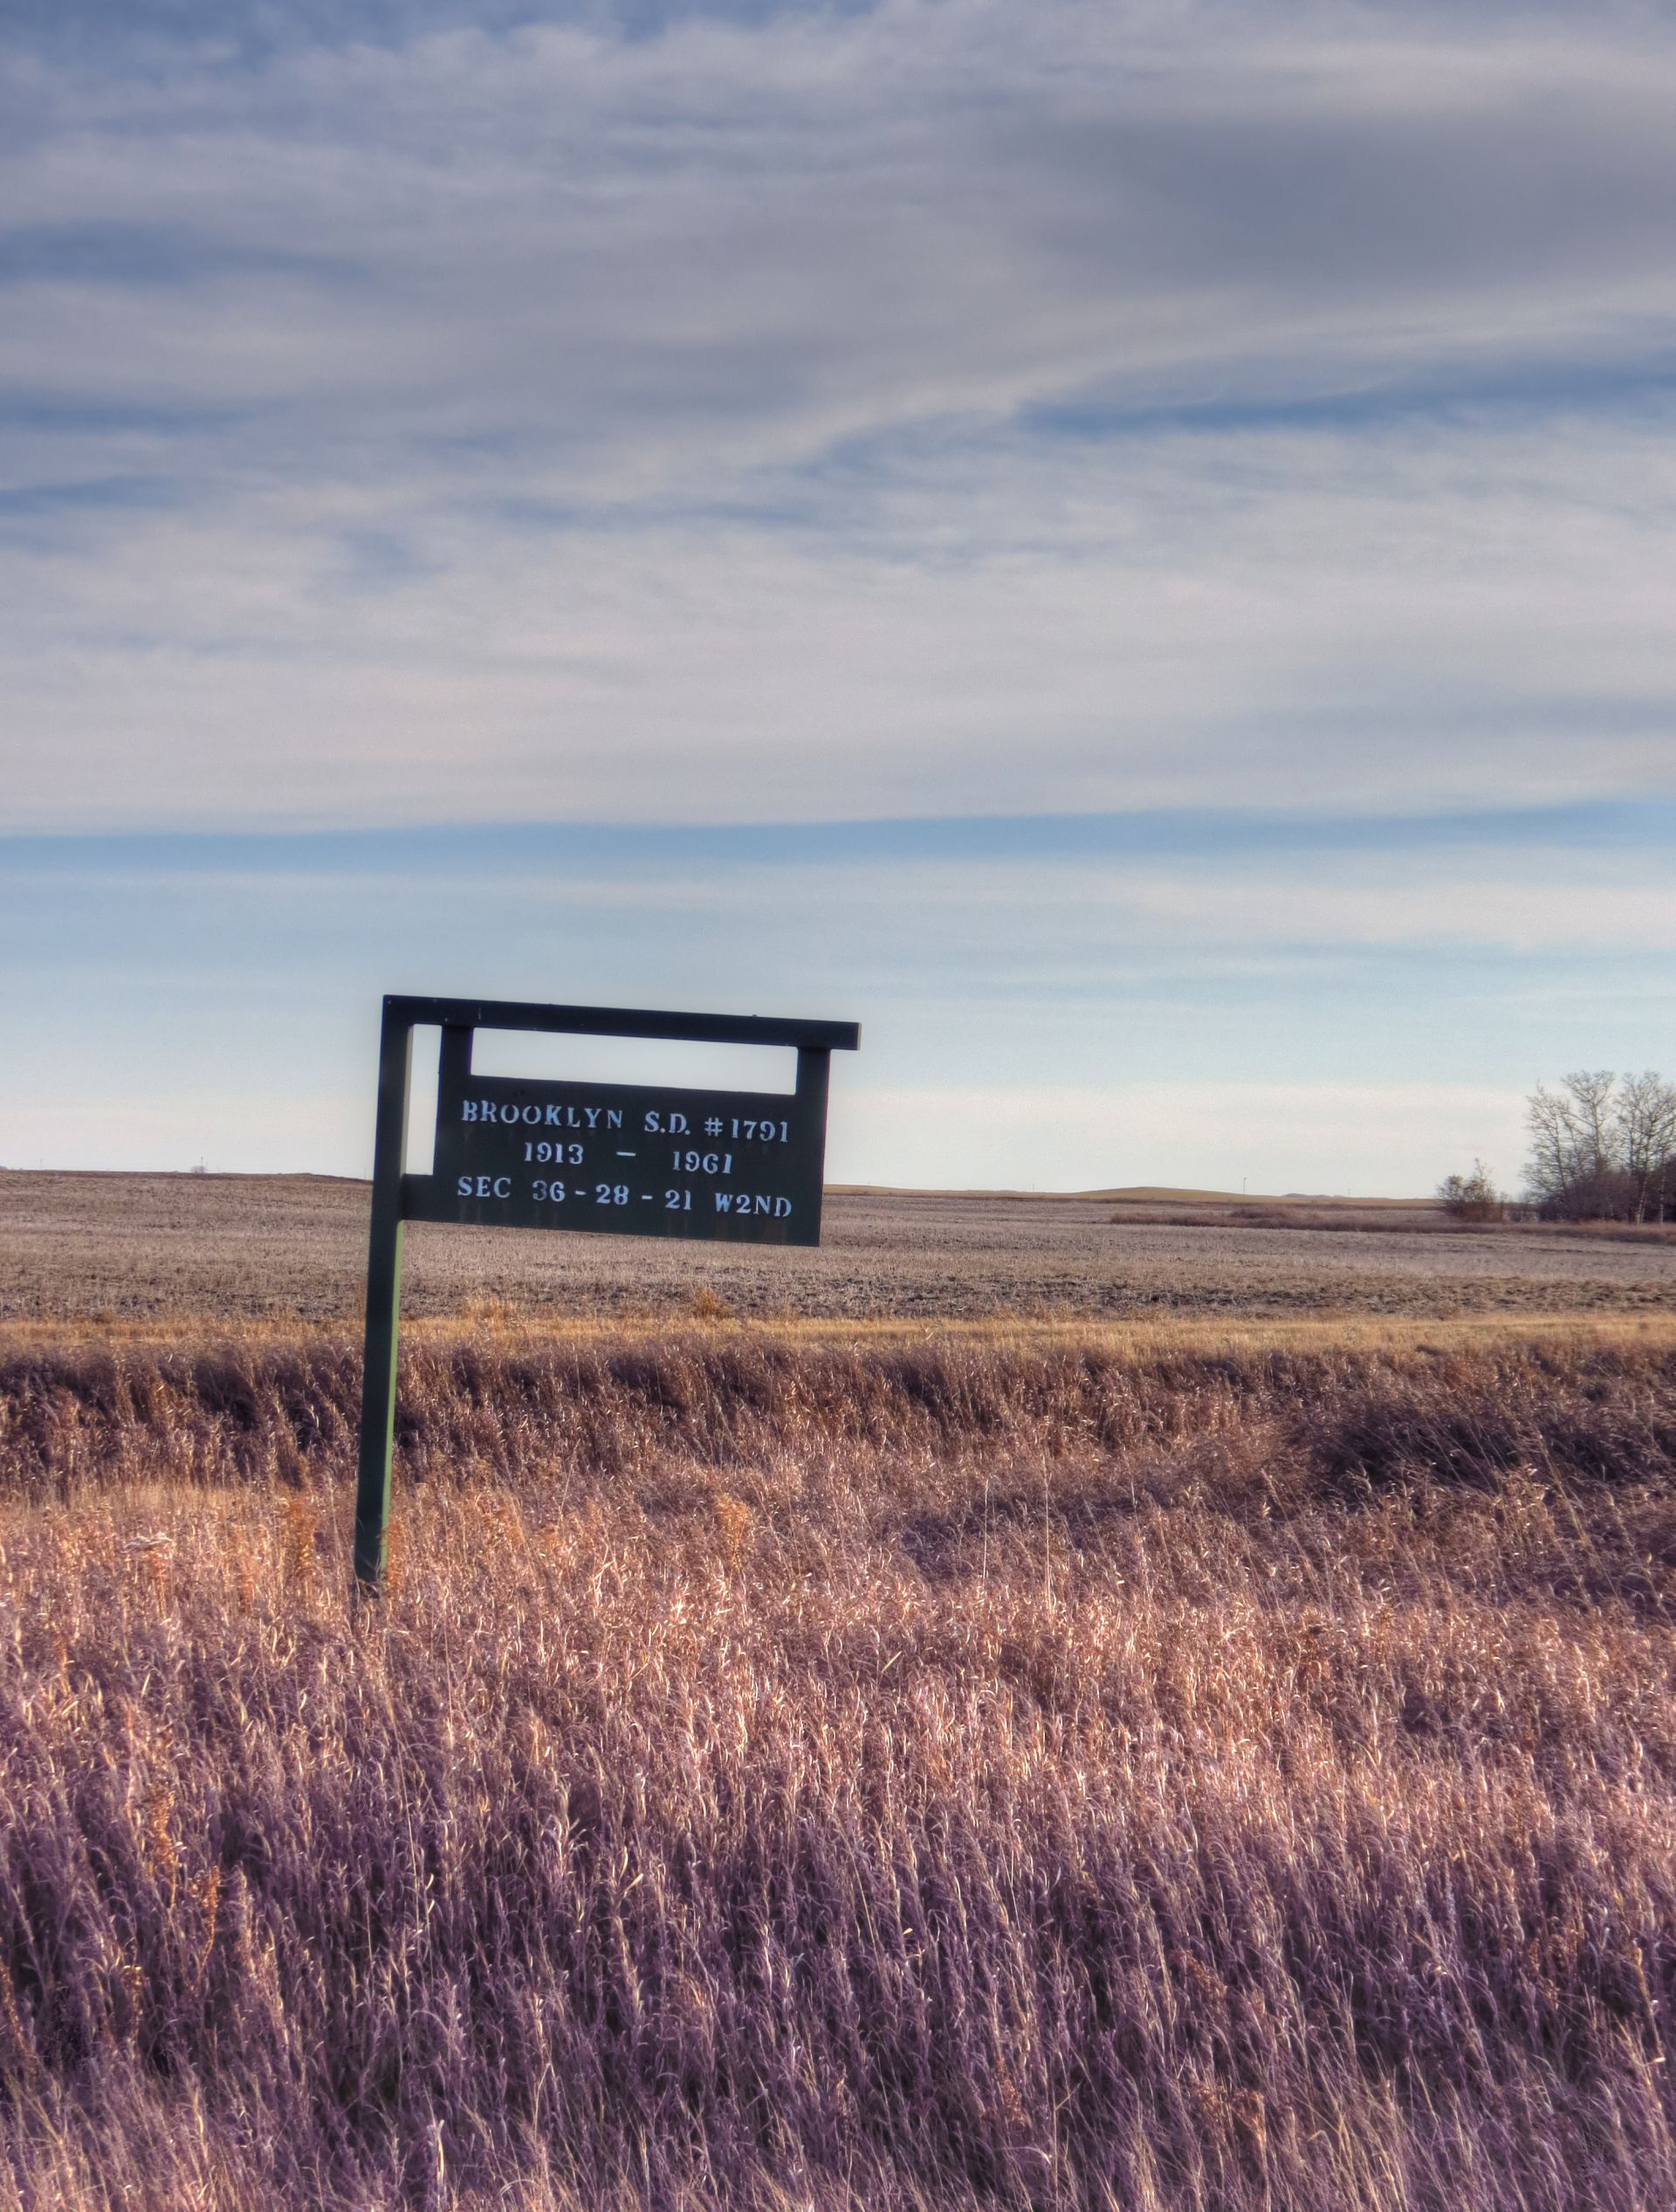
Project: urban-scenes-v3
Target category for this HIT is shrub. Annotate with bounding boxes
[1436,1160,1506,1222]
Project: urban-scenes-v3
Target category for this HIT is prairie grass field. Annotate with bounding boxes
[3,1178,1676,2206]
[2,1319,1676,2208]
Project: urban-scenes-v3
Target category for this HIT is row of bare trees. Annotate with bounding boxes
[1525,1070,1676,1222]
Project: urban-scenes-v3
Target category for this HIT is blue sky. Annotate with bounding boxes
[3,0,1674,1191]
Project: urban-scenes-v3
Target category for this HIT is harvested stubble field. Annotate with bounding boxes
[2,1319,1676,2209]
[3,1172,1676,1324]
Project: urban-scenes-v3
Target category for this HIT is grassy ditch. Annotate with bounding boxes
[0,1331,1673,2207]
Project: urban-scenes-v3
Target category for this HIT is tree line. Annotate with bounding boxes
[1437,1071,1676,1224]
[1523,1070,1676,1222]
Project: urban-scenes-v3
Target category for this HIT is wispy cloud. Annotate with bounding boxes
[3,1,1674,828]
[4,3,1674,1184]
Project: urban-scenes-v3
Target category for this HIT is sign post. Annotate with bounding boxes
[353,993,860,1592]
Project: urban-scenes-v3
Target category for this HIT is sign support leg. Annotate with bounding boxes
[354,1004,413,1594]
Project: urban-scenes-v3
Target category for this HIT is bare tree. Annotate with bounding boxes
[1563,1070,1618,1176]
[1524,1068,1676,1220]
[1524,1082,1589,1205]
[1615,1071,1676,1222]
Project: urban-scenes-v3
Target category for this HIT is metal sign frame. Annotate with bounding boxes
[352,993,860,1590]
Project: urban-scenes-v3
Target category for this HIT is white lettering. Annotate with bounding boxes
[493,1176,512,1199]
[526,1140,583,1165]
[521,1104,540,1125]
[457,1175,473,1196]
[673,1149,736,1176]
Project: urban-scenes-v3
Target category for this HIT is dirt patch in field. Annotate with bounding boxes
[3,1170,1675,1325]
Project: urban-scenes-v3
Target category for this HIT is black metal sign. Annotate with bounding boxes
[354,993,860,1589]
[412,1022,834,1246]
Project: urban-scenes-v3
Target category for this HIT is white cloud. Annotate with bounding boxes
[2,2,1675,828]
[1027,856,1676,953]
[3,409,1675,828]
[833,1080,1530,1194]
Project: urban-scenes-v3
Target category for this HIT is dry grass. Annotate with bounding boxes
[1,1327,1675,2206]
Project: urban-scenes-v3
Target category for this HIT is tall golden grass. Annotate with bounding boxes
[0,1329,1673,2207]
